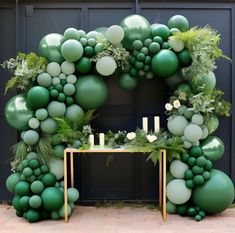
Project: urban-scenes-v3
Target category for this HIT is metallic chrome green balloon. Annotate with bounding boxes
[39,33,64,64]
[5,94,33,130]
[201,136,224,161]
[192,169,234,214]
[75,75,108,110]
[120,14,151,50]
[204,115,219,134]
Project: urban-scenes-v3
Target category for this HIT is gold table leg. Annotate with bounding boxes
[162,150,167,222]
[64,151,68,223]
[159,150,162,211]
[70,152,74,188]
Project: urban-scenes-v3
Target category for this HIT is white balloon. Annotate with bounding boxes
[170,160,189,179]
[52,77,60,85]
[48,158,64,180]
[96,56,117,76]
[166,179,192,205]
[105,25,124,44]
[167,115,188,136]
[47,62,61,77]
[61,61,75,75]
[184,124,203,143]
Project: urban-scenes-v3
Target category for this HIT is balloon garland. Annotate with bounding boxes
[2,14,234,222]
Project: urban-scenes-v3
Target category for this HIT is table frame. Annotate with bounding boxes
[63,148,167,223]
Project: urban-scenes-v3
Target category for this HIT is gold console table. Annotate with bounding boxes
[63,148,167,223]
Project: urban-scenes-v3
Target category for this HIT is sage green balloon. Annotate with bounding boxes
[47,101,66,118]
[164,73,184,90]
[39,33,64,64]
[75,75,108,110]
[167,115,188,136]
[201,136,224,161]
[5,94,33,130]
[166,201,176,214]
[119,73,138,90]
[40,118,57,134]
[120,14,151,50]
[204,115,219,134]
[23,130,39,146]
[177,83,192,96]
[6,172,21,193]
[61,39,83,62]
[192,169,234,214]
[190,72,216,93]
[65,104,84,122]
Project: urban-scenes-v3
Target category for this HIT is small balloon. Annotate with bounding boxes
[105,25,124,44]
[96,56,117,76]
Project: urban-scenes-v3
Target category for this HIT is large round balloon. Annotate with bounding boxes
[119,73,138,90]
[167,115,188,136]
[192,169,234,214]
[65,104,84,122]
[6,172,20,193]
[190,72,216,93]
[151,49,179,78]
[5,94,33,130]
[39,33,64,64]
[75,75,108,110]
[170,160,189,179]
[201,136,224,161]
[61,39,83,62]
[167,15,189,32]
[166,179,192,205]
[27,86,50,109]
[120,14,151,50]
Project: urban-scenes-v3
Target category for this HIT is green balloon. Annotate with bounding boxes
[168,15,189,32]
[164,73,184,90]
[41,187,63,211]
[68,188,80,203]
[190,72,216,93]
[204,115,219,134]
[75,57,92,74]
[31,181,44,194]
[178,49,192,66]
[26,209,40,222]
[41,173,57,187]
[192,169,234,214]
[166,171,175,184]
[40,118,57,134]
[39,33,64,63]
[13,195,22,211]
[6,172,21,193]
[95,27,107,35]
[119,73,138,90]
[61,39,83,62]
[201,136,224,161]
[151,24,170,41]
[27,86,50,109]
[65,104,84,122]
[5,94,33,130]
[120,14,151,50]
[151,49,179,78]
[29,195,42,208]
[54,144,65,159]
[15,181,30,196]
[75,75,108,110]
[166,201,176,214]
[177,83,192,95]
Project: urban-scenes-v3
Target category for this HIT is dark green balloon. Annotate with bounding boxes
[41,187,63,211]
[178,49,192,66]
[151,49,179,78]
[75,75,108,110]
[5,94,33,130]
[192,169,234,214]
[26,209,40,222]
[177,83,192,96]
[15,181,30,196]
[39,33,64,63]
[151,24,170,41]
[27,86,50,109]
[168,15,189,32]
[75,57,92,74]
[201,136,224,161]
[119,73,138,90]
[120,14,151,50]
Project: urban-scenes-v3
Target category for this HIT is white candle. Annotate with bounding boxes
[99,133,105,147]
[154,116,160,133]
[142,117,148,133]
[89,134,94,147]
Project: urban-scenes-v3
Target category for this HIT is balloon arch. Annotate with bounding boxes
[2,14,234,222]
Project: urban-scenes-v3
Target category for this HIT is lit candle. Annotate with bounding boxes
[154,116,160,133]
[89,134,94,147]
[99,133,105,147]
[142,117,148,133]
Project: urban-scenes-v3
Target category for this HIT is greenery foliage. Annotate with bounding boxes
[1,52,48,94]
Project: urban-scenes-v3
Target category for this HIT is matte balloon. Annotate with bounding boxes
[46,62,61,77]
[170,160,189,179]
[15,181,30,196]
[191,114,204,125]
[65,104,84,122]
[184,124,203,143]
[37,73,52,87]
[177,83,192,96]
[166,179,192,205]
[6,172,21,193]
[68,188,80,202]
[105,25,124,44]
[48,158,64,180]
[66,75,77,84]
[167,115,188,136]
[5,94,33,130]
[75,75,108,110]
[168,15,189,32]
[23,130,39,146]
[75,57,92,74]
[95,27,107,35]
[151,24,170,41]
[53,144,65,159]
[28,118,40,129]
[41,187,63,211]
[119,73,138,90]
[29,195,42,208]
[26,209,40,222]
[47,101,66,117]
[164,73,184,90]
[39,33,64,63]
[96,56,117,76]
[31,180,44,194]
[178,49,192,66]
[61,39,83,62]
[27,86,50,109]
[58,204,72,218]
[63,83,76,96]
[120,14,151,50]
[201,136,224,161]
[61,61,75,75]
[40,118,57,134]
[151,49,179,78]
[166,201,177,214]
[192,169,234,214]
[64,27,80,40]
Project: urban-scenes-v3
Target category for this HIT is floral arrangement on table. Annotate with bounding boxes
[2,14,234,223]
